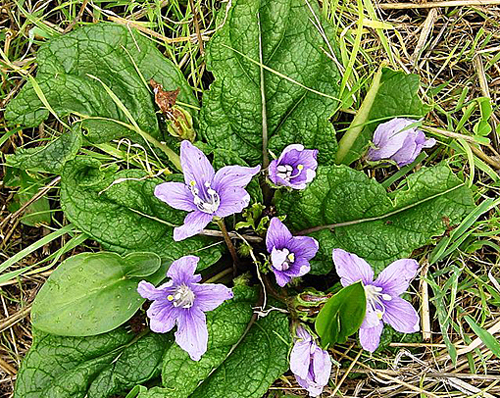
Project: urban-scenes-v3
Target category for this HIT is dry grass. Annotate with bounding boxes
[1,0,500,397]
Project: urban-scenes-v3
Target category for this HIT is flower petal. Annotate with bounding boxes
[191,283,233,312]
[266,217,293,252]
[167,255,201,285]
[359,321,384,352]
[391,132,419,167]
[368,118,415,161]
[312,346,332,386]
[173,211,213,241]
[272,269,292,287]
[213,165,261,190]
[374,259,419,297]
[276,144,306,164]
[154,182,195,212]
[332,249,374,287]
[290,340,312,380]
[382,296,420,334]
[271,248,289,271]
[294,375,324,397]
[137,280,170,301]
[175,307,208,361]
[214,187,251,218]
[180,140,215,188]
[147,300,178,333]
[361,301,381,329]
[287,236,319,261]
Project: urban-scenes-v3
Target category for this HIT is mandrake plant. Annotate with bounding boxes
[1,0,486,397]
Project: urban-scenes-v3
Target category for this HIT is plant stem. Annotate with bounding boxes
[216,218,240,275]
[335,65,384,164]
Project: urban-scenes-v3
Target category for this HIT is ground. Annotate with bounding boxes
[1,0,500,397]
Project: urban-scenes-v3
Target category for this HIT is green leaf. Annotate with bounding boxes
[464,315,500,358]
[189,305,290,398]
[277,164,475,274]
[161,286,257,398]
[60,158,223,269]
[5,127,82,174]
[6,170,51,227]
[31,251,164,336]
[13,328,172,398]
[315,281,366,347]
[339,68,431,165]
[5,23,197,144]
[200,0,340,166]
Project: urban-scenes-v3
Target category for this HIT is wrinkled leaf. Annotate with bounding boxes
[32,251,164,336]
[340,68,430,165]
[190,304,290,398]
[60,158,223,269]
[160,286,256,398]
[5,23,197,144]
[5,127,82,174]
[201,0,340,166]
[14,328,172,398]
[277,164,475,274]
[315,282,366,347]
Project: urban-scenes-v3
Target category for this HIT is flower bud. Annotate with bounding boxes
[367,118,435,167]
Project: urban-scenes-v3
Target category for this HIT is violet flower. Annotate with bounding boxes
[290,326,331,397]
[332,249,420,352]
[266,217,318,287]
[138,255,233,361]
[154,141,260,241]
[269,144,318,189]
[367,118,436,167]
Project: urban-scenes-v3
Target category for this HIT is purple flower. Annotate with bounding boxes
[332,249,420,352]
[290,326,332,397]
[137,255,233,361]
[367,118,436,167]
[269,144,318,189]
[155,141,261,241]
[266,217,318,287]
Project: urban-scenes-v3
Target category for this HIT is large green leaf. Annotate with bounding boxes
[277,164,475,274]
[200,0,340,166]
[160,286,256,398]
[338,68,431,165]
[189,305,290,398]
[5,23,197,144]
[60,158,223,269]
[31,252,165,336]
[13,328,172,398]
[315,282,366,347]
[5,127,82,174]
[136,301,290,398]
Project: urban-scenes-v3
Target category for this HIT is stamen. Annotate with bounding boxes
[364,285,392,318]
[276,163,304,182]
[188,180,220,214]
[170,284,195,308]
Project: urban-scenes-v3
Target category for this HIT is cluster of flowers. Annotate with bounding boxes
[139,118,433,396]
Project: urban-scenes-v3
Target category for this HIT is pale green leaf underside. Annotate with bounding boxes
[13,328,172,398]
[201,0,341,166]
[60,158,223,269]
[31,252,164,336]
[5,23,197,144]
[277,164,475,274]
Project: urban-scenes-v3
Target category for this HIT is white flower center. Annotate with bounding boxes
[364,284,392,319]
[189,180,220,214]
[276,164,303,182]
[273,248,295,271]
[167,284,195,308]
